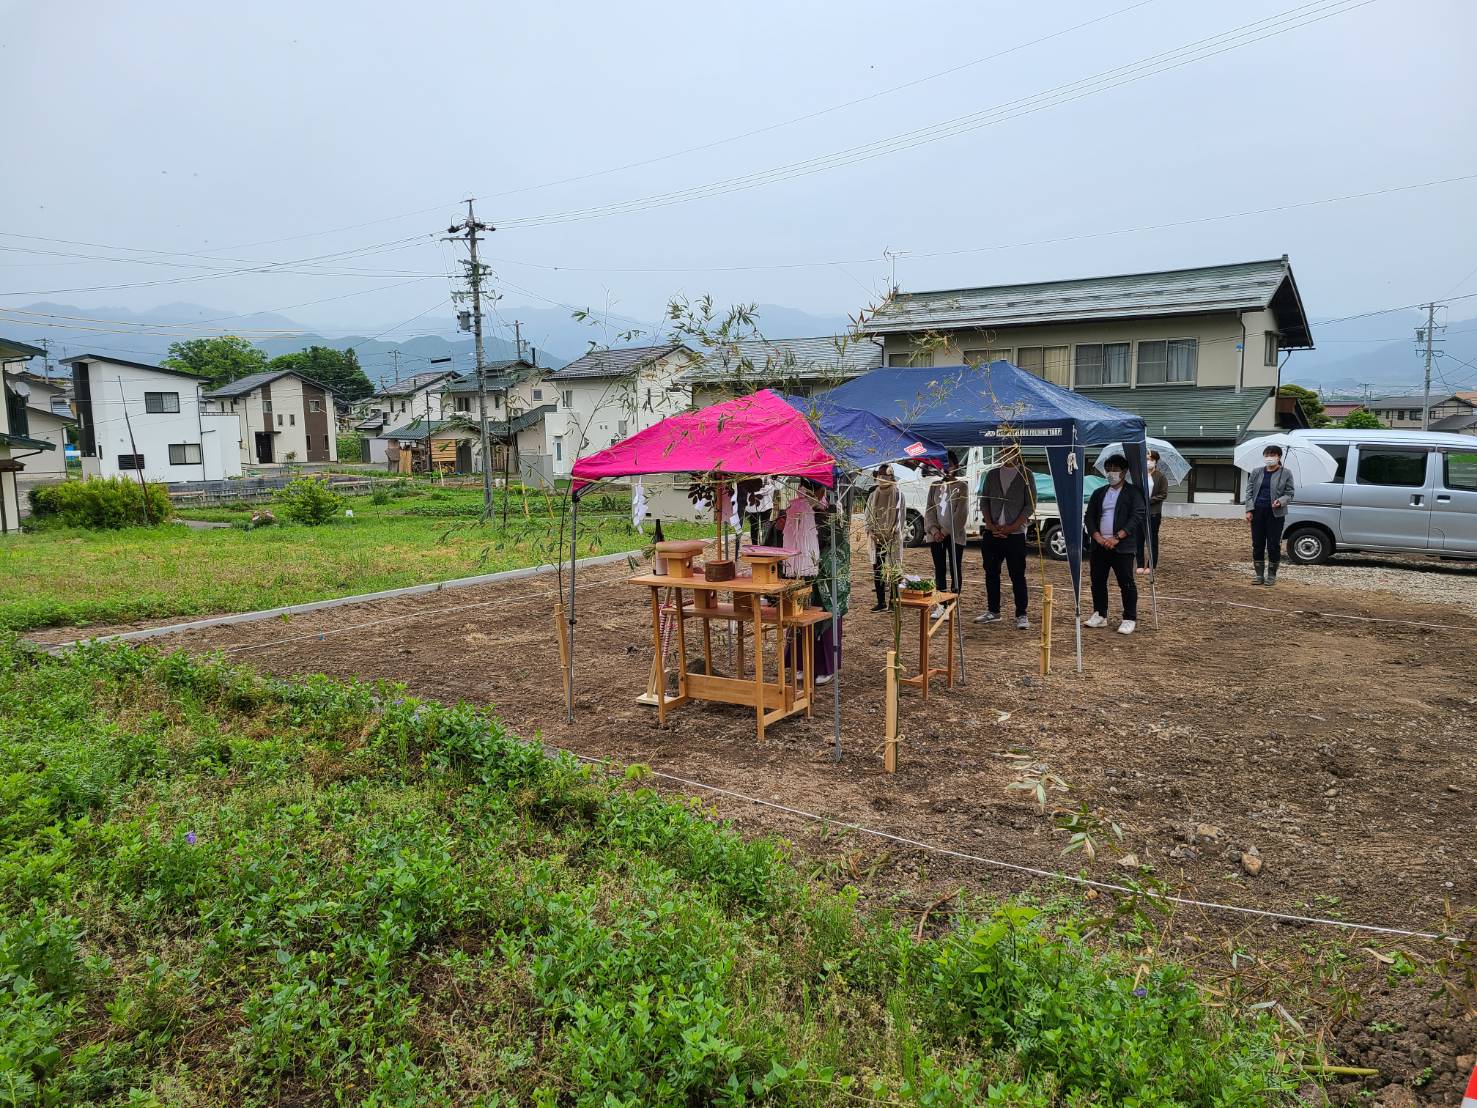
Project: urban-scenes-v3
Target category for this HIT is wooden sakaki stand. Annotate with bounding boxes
[896,590,958,700]
[629,543,828,740]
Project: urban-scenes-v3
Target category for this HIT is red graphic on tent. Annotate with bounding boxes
[904,441,927,457]
[1463,1057,1477,1108]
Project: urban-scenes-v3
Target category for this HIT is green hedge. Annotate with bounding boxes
[27,477,172,530]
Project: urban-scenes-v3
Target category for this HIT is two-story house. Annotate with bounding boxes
[63,354,241,483]
[7,370,74,479]
[544,343,697,475]
[354,370,456,463]
[387,359,555,475]
[1,338,60,531]
[680,335,884,408]
[1363,393,1474,431]
[860,257,1314,502]
[203,369,338,466]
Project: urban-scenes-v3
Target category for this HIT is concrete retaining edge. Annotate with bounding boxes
[42,549,640,651]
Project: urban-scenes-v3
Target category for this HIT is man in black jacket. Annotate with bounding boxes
[1083,454,1147,635]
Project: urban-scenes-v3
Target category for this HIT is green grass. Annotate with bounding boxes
[1,488,694,633]
[0,640,1305,1105]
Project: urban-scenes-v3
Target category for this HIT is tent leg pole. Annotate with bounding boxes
[566,498,578,723]
[1075,616,1083,674]
[829,490,843,763]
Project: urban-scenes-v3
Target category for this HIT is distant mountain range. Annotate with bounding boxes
[2,301,855,390]
[1281,309,1477,397]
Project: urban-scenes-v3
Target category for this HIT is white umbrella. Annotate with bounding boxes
[1093,437,1191,485]
[1233,434,1339,485]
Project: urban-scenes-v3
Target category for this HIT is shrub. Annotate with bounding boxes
[272,477,344,526]
[28,478,171,529]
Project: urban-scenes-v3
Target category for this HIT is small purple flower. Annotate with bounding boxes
[1132,986,1148,998]
[185,831,198,845]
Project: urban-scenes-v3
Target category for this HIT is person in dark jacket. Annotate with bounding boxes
[975,452,1034,629]
[1243,444,1296,585]
[1137,449,1169,575]
[1083,454,1147,635]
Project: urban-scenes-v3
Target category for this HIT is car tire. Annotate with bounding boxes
[905,510,926,548]
[1041,522,1069,561]
[1286,527,1334,565]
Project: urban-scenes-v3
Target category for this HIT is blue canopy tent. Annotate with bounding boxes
[823,360,1151,671]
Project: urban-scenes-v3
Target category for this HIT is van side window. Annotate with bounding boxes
[1355,447,1428,487]
[1309,442,1348,482]
[1443,450,1477,492]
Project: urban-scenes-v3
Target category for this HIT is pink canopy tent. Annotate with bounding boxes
[571,389,836,491]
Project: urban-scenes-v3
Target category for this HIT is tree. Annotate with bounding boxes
[162,335,268,390]
[1279,383,1329,428]
[1340,408,1384,429]
[268,345,374,403]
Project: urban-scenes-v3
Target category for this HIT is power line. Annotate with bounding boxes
[497,0,1375,230]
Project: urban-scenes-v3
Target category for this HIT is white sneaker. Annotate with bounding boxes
[1084,612,1108,628]
[930,604,943,619]
[1015,615,1029,630]
[973,611,1001,625]
[1117,619,1137,635]
[814,673,833,686]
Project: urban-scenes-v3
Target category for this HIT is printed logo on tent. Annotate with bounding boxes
[903,442,927,458]
[1463,1057,1477,1108]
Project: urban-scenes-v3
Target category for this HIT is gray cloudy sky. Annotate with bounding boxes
[2,0,1475,347]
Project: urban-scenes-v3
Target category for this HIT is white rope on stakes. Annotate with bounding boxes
[594,760,1455,942]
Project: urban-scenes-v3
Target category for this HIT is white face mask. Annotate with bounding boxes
[1107,470,1125,486]
[1264,455,1279,468]
[1147,459,1156,471]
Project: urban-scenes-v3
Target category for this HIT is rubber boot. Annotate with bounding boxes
[1253,561,1265,585]
[1266,564,1278,587]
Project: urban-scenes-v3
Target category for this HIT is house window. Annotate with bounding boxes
[532,388,544,401]
[554,436,563,462]
[144,391,180,414]
[617,419,629,437]
[310,399,323,413]
[1074,343,1130,386]
[117,453,145,470]
[324,435,331,451]
[887,351,935,368]
[561,389,574,408]
[1265,333,1280,366]
[168,443,203,465]
[289,413,296,426]
[1194,464,1238,494]
[277,413,284,426]
[455,396,470,413]
[962,348,1011,366]
[263,400,273,412]
[1136,338,1198,385]
[1016,346,1070,387]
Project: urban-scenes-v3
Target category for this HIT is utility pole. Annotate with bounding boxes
[1418,302,1436,431]
[514,320,524,361]
[384,348,405,388]
[446,199,495,516]
[39,339,52,382]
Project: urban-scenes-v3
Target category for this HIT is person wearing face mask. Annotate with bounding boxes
[1137,450,1169,576]
[975,450,1033,630]
[865,464,903,612]
[1243,444,1296,585]
[1083,454,1147,634]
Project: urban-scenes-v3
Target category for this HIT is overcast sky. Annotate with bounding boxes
[3,0,1475,347]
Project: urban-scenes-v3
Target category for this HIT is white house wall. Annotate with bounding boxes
[81,361,212,483]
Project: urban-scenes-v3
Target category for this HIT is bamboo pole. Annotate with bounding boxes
[1040,584,1054,675]
[884,650,898,774]
[553,601,571,706]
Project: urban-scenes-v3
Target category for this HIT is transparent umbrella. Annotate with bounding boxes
[1093,437,1191,485]
[1234,434,1339,486]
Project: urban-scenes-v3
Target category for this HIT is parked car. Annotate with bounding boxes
[895,453,1105,559]
[1282,429,1477,563]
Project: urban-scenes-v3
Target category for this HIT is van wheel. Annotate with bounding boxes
[1042,523,1069,561]
[905,510,926,548]
[1286,527,1333,565]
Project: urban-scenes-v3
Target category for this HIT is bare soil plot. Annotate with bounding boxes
[63,518,1477,1104]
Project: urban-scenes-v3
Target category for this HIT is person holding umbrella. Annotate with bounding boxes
[1084,454,1147,635]
[1137,449,1169,576]
[865,464,903,612]
[924,454,967,601]
[1244,444,1296,585]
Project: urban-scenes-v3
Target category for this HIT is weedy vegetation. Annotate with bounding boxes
[0,639,1307,1105]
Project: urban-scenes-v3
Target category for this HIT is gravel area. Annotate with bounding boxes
[1233,554,1477,617]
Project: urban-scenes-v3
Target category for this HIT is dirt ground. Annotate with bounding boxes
[42,518,1477,1103]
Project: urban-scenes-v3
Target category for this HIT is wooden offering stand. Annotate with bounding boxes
[896,590,958,701]
[628,544,826,740]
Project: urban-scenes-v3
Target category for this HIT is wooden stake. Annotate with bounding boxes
[553,601,571,706]
[1040,584,1054,676]
[884,650,898,773]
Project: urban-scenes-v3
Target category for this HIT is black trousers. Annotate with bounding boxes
[1251,505,1284,566]
[1090,542,1138,621]
[982,531,1028,617]
[1137,513,1163,569]
[929,539,963,594]
[873,549,895,606]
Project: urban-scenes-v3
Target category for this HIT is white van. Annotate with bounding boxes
[1282,429,1477,563]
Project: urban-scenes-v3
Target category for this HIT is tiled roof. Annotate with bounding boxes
[680,336,883,384]
[204,369,336,399]
[864,258,1313,349]
[373,371,455,398]
[1430,411,1477,432]
[60,353,207,381]
[1074,386,1273,442]
[1364,393,1469,410]
[384,404,555,440]
[445,359,538,393]
[547,343,692,380]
